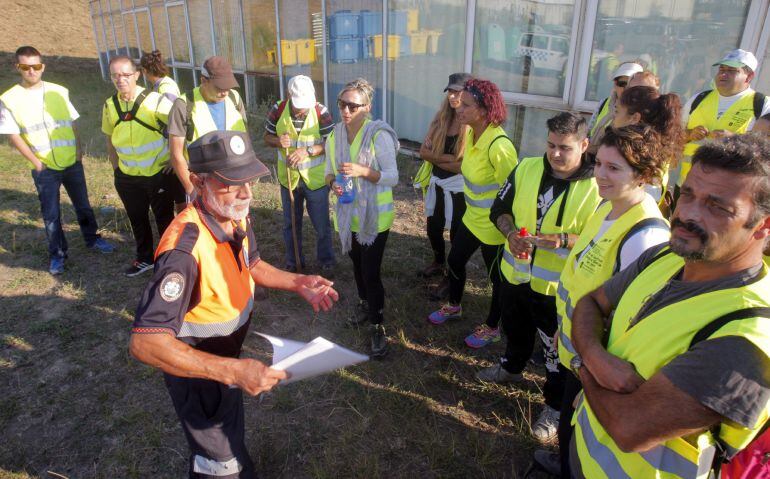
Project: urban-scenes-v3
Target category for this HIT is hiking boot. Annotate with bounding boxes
[476,363,523,383]
[428,276,450,301]
[532,405,560,443]
[420,261,445,278]
[49,257,65,276]
[347,299,369,327]
[428,303,462,325]
[370,323,388,358]
[88,238,115,254]
[532,449,561,476]
[465,324,501,349]
[125,260,154,277]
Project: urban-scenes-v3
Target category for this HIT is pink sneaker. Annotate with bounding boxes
[428,304,462,325]
[464,324,501,348]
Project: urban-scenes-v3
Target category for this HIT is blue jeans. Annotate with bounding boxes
[280,181,335,269]
[31,161,100,259]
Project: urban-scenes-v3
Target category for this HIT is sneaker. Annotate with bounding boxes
[49,257,65,276]
[125,260,154,277]
[532,405,560,443]
[428,303,462,325]
[420,261,445,278]
[346,299,369,327]
[428,276,450,301]
[465,324,501,348]
[88,238,115,254]
[532,449,561,476]
[476,363,523,383]
[370,323,388,358]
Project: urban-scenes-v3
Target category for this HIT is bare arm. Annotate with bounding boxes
[249,260,339,313]
[105,135,119,170]
[169,135,193,194]
[579,367,721,452]
[129,332,286,396]
[8,134,45,171]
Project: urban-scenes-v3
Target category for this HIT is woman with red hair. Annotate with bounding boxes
[428,79,518,349]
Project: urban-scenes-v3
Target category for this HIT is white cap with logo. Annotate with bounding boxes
[713,49,759,72]
[287,75,316,110]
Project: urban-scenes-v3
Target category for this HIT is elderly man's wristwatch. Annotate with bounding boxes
[571,355,583,375]
[306,146,314,157]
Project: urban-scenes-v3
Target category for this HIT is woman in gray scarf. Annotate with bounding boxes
[324,78,399,358]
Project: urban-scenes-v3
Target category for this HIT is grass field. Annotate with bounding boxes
[0,56,554,479]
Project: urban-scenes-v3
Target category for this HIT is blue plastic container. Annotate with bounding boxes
[399,35,411,56]
[360,10,382,36]
[329,38,362,63]
[388,10,408,35]
[329,10,360,38]
[361,37,371,59]
[336,173,355,204]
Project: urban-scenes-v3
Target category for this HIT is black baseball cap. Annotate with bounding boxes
[444,72,473,92]
[188,131,269,185]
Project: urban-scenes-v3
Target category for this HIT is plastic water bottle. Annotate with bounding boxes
[517,227,530,260]
[336,172,355,204]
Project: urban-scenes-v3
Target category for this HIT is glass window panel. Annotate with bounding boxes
[388,0,465,143]
[278,0,325,104]
[586,0,751,102]
[189,0,215,65]
[472,1,576,97]
[243,0,279,107]
[106,10,128,55]
[326,0,384,121]
[124,13,141,58]
[503,105,579,158]
[212,0,246,70]
[135,10,154,55]
[166,5,191,64]
[175,68,196,92]
[755,40,770,94]
[150,6,171,60]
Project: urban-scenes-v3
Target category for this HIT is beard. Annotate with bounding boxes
[669,217,709,260]
[204,182,251,221]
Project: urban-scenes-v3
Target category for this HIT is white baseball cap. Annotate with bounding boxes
[713,49,758,72]
[288,75,316,110]
[613,62,643,80]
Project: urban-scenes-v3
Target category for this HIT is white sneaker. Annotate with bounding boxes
[532,405,560,443]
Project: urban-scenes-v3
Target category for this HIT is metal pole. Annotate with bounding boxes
[145,7,157,51]
[207,0,217,56]
[464,0,476,74]
[237,0,250,105]
[163,4,178,82]
[90,1,107,80]
[381,0,387,121]
[130,1,142,59]
[182,0,197,86]
[274,0,284,99]
[321,0,328,105]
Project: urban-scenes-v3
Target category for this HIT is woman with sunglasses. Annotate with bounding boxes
[324,78,399,358]
[416,72,472,298]
[427,79,518,350]
[587,62,643,156]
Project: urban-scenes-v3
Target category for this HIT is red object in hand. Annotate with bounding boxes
[517,227,530,260]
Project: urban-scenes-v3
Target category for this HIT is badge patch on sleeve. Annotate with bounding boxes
[159,272,185,302]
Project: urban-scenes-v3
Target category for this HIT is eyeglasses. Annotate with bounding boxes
[17,63,43,72]
[110,72,136,81]
[337,99,367,113]
[614,79,628,88]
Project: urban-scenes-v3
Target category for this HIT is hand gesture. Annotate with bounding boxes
[586,351,645,394]
[294,275,339,313]
[339,162,369,178]
[689,125,709,142]
[508,231,533,257]
[231,358,288,396]
[287,148,307,168]
[531,233,561,250]
[330,180,343,197]
[709,129,735,140]
[279,133,292,149]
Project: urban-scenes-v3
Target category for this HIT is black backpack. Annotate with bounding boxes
[689,89,766,118]
[111,91,167,138]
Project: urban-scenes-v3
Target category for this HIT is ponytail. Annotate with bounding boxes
[139,50,169,77]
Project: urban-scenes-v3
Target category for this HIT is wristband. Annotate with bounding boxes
[561,233,569,248]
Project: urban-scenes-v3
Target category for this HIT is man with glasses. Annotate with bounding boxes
[130,130,338,479]
[102,55,175,277]
[0,45,114,275]
[167,56,248,203]
[677,49,770,191]
[587,62,643,156]
[263,75,335,274]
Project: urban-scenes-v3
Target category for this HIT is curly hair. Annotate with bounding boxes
[619,86,684,167]
[600,124,667,185]
[140,50,169,77]
[463,78,507,126]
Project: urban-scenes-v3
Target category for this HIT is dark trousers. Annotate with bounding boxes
[559,369,583,478]
[114,169,174,264]
[426,185,466,264]
[164,374,257,479]
[31,161,101,259]
[499,280,564,410]
[446,221,503,328]
[349,230,389,324]
[280,182,335,269]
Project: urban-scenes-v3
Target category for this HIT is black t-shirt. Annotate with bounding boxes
[432,134,459,180]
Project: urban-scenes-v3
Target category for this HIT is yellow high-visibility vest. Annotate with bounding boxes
[275,100,326,190]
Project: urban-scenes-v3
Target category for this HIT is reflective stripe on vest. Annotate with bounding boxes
[186,87,246,144]
[155,206,255,340]
[574,251,770,478]
[460,125,518,245]
[679,90,757,186]
[0,82,77,170]
[275,100,326,190]
[328,121,395,233]
[555,196,667,367]
[500,156,600,296]
[105,87,169,176]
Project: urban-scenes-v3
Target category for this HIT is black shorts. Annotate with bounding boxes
[164,374,257,479]
[164,171,187,205]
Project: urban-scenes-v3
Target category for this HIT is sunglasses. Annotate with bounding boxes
[17,63,43,72]
[337,99,367,113]
[614,79,628,88]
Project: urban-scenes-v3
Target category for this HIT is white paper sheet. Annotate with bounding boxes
[256,332,369,384]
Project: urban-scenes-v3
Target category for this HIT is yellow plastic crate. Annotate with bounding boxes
[410,31,430,55]
[371,34,401,60]
[270,40,297,66]
[295,38,316,65]
[407,9,419,33]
